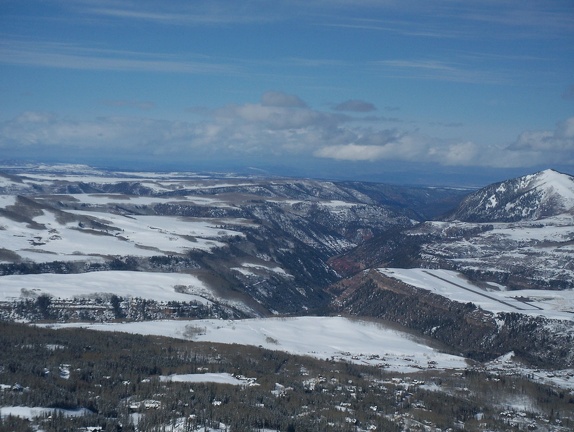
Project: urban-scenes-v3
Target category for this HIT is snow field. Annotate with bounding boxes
[0,203,249,262]
[159,373,253,386]
[46,316,469,373]
[379,268,574,320]
[0,271,213,304]
[533,169,574,209]
[0,406,91,420]
[67,193,232,207]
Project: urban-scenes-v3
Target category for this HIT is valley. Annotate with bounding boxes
[1,163,574,431]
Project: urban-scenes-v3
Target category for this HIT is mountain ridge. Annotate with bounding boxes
[1,165,573,369]
[446,168,574,222]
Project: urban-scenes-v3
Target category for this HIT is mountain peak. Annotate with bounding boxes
[530,169,574,200]
[447,169,574,222]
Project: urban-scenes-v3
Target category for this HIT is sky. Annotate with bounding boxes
[1,0,573,186]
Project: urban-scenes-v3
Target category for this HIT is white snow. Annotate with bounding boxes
[378,268,574,320]
[486,353,574,391]
[0,203,249,262]
[0,271,213,304]
[416,216,574,288]
[0,195,17,208]
[534,169,574,209]
[65,210,237,251]
[269,199,358,209]
[320,200,357,208]
[486,195,497,209]
[159,373,251,386]
[241,262,292,277]
[0,406,91,419]
[230,267,256,276]
[70,194,231,207]
[0,177,21,189]
[46,316,469,372]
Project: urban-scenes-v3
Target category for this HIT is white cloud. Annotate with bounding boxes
[440,141,480,165]
[374,58,508,84]
[2,100,574,170]
[314,136,479,165]
[314,117,574,168]
[77,1,574,37]
[1,113,193,153]
[315,144,385,161]
[511,117,574,152]
[213,102,346,131]
[83,1,280,25]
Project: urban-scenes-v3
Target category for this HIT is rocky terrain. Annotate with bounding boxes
[1,164,574,430]
[332,170,574,288]
[446,169,574,222]
[0,163,467,317]
[327,268,574,368]
[328,169,574,370]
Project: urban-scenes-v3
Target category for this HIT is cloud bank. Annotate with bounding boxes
[2,92,573,170]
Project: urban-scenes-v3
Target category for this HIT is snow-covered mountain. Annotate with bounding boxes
[3,164,574,370]
[3,165,574,432]
[0,164,469,319]
[332,168,574,290]
[328,168,574,368]
[447,169,574,222]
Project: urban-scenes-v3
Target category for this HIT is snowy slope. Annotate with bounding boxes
[448,169,574,222]
[46,316,469,372]
[0,271,211,303]
[413,215,574,289]
[0,270,260,317]
[0,203,240,263]
[378,268,574,320]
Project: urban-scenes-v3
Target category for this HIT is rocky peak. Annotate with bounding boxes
[447,169,574,222]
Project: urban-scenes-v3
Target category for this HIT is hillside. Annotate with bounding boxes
[331,170,574,290]
[328,169,574,370]
[1,164,574,430]
[3,321,572,432]
[447,169,574,222]
[327,268,574,368]
[0,164,466,318]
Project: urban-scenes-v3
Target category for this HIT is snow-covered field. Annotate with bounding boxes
[159,373,254,386]
[232,262,292,278]
[378,268,574,320]
[0,406,91,420]
[0,202,247,262]
[425,216,574,243]
[0,271,255,313]
[45,316,469,372]
[68,193,233,207]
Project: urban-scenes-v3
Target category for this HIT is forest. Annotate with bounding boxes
[1,321,572,431]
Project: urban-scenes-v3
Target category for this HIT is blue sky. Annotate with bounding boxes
[1,0,573,185]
